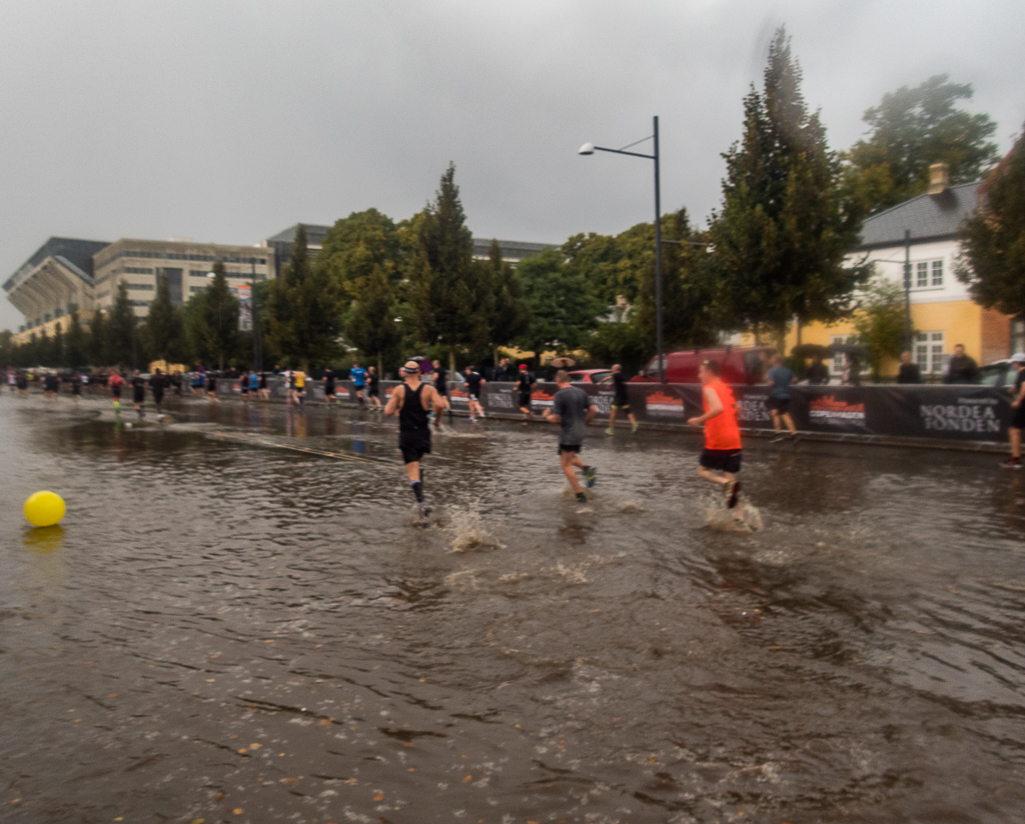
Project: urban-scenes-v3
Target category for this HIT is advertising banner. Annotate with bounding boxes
[237,284,252,332]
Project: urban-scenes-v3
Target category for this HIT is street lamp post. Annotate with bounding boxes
[579,116,665,383]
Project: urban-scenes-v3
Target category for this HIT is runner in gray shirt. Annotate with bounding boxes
[543,370,598,502]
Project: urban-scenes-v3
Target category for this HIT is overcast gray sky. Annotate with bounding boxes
[2,0,1022,331]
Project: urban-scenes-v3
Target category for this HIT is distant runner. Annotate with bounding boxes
[606,363,638,434]
[149,368,169,419]
[71,372,83,404]
[323,368,337,405]
[688,359,747,529]
[432,359,451,419]
[131,369,146,418]
[384,360,445,519]
[1000,352,1025,469]
[464,365,486,422]
[516,364,536,425]
[350,363,368,407]
[543,370,597,503]
[109,371,124,411]
[43,372,59,400]
[367,366,382,409]
[765,353,799,442]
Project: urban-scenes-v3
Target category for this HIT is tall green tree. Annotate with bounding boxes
[481,239,530,363]
[187,261,239,370]
[845,75,1000,215]
[409,164,477,369]
[66,311,86,367]
[266,225,341,370]
[515,248,602,360]
[88,310,109,366]
[319,208,401,304]
[108,281,138,368]
[51,321,65,366]
[145,272,187,363]
[958,128,1025,317]
[634,209,719,349]
[852,276,908,381]
[345,264,402,376]
[708,26,867,343]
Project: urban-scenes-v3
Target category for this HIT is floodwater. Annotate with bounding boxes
[2,393,1025,824]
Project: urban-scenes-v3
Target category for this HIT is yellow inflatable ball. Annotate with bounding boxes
[24,491,66,528]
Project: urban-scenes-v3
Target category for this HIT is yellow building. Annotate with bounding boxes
[785,167,1021,380]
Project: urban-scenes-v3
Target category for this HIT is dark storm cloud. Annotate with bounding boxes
[2,0,1022,330]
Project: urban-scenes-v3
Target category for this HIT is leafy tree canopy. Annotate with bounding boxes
[515,248,602,358]
[958,128,1025,317]
[845,74,999,214]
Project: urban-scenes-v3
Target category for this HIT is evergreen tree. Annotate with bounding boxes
[0,330,12,370]
[482,239,530,364]
[266,225,341,370]
[632,209,719,349]
[108,281,138,367]
[562,231,633,306]
[52,322,65,367]
[515,248,602,360]
[409,164,477,369]
[37,329,51,366]
[708,27,867,343]
[345,264,402,376]
[188,261,239,370]
[89,310,109,366]
[958,128,1025,317]
[845,75,1000,214]
[145,271,187,363]
[66,311,86,367]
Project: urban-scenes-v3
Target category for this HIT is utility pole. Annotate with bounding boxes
[903,230,912,353]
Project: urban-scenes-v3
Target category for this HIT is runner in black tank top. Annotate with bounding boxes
[385,360,445,518]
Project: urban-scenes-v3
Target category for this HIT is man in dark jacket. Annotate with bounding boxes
[944,344,979,384]
[896,351,922,384]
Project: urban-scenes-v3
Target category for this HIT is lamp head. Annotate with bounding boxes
[578,142,595,155]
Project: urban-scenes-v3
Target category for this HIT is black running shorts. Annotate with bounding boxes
[558,443,582,454]
[612,402,630,412]
[766,396,790,413]
[1012,403,1025,430]
[400,433,431,465]
[518,393,532,408]
[700,448,742,474]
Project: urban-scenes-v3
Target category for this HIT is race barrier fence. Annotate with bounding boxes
[218,377,1015,444]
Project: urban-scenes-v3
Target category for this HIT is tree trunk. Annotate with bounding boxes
[449,347,456,375]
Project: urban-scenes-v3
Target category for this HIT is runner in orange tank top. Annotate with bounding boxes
[687,359,747,528]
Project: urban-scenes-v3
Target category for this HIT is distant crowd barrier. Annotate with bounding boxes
[217,377,1014,444]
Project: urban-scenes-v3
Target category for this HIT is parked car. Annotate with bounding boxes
[568,369,613,384]
[631,347,775,385]
[978,359,1016,388]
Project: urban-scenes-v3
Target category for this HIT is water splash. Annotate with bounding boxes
[448,504,504,553]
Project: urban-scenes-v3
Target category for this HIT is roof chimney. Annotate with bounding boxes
[928,162,950,195]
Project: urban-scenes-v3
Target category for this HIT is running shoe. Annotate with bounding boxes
[726,479,742,509]
[583,465,597,488]
[605,427,615,435]
[576,492,587,504]
[999,457,1022,469]
[631,422,639,433]
[770,433,787,443]
[467,416,476,423]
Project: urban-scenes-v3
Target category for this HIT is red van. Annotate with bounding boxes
[631,347,774,385]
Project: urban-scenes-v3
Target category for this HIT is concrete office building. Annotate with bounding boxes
[92,239,273,316]
[266,224,554,273]
[6,237,273,344]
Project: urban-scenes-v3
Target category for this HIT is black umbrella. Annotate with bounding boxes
[791,343,831,359]
[826,342,870,358]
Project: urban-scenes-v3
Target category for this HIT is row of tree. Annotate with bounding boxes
[3,27,1019,377]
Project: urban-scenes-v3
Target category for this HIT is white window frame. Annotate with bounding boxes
[914,330,946,375]
[931,259,943,287]
[829,334,857,375]
[909,259,945,291]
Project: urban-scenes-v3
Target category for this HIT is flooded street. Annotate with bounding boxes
[3,395,1025,824]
